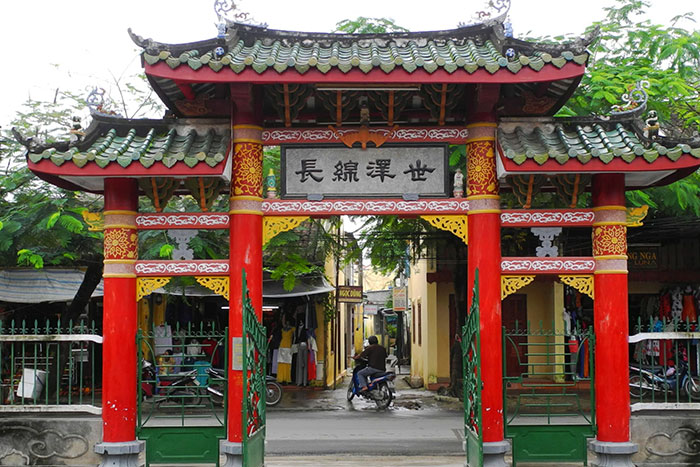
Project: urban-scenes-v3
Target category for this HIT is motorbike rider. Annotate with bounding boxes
[353,335,387,393]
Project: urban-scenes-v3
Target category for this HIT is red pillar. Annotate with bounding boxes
[99,178,142,459]
[465,123,504,445]
[227,84,263,453]
[590,173,637,465]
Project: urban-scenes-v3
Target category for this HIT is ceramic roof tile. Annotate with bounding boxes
[26,119,230,170]
[131,21,592,76]
[498,121,700,166]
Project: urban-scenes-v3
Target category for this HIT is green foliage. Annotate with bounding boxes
[561,0,700,134]
[552,0,700,217]
[334,17,409,34]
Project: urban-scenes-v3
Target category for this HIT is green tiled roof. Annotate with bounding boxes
[131,22,591,76]
[27,119,230,169]
[498,121,700,165]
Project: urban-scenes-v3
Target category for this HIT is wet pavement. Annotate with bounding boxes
[269,373,463,413]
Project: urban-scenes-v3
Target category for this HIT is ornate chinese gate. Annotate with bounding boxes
[242,271,267,467]
[463,270,482,467]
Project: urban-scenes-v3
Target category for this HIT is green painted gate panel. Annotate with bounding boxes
[508,424,593,464]
[139,426,224,466]
[462,270,482,467]
[242,270,267,467]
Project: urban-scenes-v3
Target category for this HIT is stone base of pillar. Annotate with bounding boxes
[220,440,243,467]
[589,440,638,467]
[482,440,510,467]
[95,440,144,467]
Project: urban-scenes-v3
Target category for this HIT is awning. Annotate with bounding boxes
[0,269,104,304]
[262,276,334,299]
[0,269,333,304]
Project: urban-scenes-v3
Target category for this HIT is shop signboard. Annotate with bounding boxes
[364,304,378,315]
[628,245,659,270]
[338,285,363,303]
[393,287,407,312]
[281,144,449,198]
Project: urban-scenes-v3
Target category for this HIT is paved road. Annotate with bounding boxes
[266,405,464,456]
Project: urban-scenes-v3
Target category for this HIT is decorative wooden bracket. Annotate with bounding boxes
[263,216,309,245]
[559,275,594,299]
[195,276,230,300]
[329,125,398,149]
[421,215,468,245]
[136,277,171,301]
[81,211,104,232]
[501,275,535,299]
[626,205,648,227]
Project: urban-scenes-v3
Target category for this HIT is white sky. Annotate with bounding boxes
[1,0,698,127]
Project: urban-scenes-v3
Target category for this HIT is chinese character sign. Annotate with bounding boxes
[282,145,448,198]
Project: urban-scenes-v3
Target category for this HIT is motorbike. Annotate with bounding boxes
[346,357,395,409]
[629,354,700,400]
[204,366,283,407]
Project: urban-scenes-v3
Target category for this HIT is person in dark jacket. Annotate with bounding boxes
[353,335,387,392]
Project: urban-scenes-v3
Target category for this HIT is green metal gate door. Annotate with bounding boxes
[137,324,228,466]
[503,322,595,465]
[242,271,267,467]
[463,270,482,467]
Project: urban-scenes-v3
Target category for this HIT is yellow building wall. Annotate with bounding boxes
[407,258,451,387]
[435,282,454,381]
[408,260,428,384]
[521,280,565,378]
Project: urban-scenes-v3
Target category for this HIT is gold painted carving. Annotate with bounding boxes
[559,275,594,299]
[81,211,104,231]
[263,216,309,245]
[421,215,468,245]
[501,275,536,299]
[196,276,230,300]
[626,205,649,227]
[593,224,627,257]
[329,125,397,150]
[104,228,138,260]
[136,277,171,301]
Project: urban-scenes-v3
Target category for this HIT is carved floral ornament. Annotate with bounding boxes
[501,275,535,299]
[104,228,137,260]
[501,274,594,300]
[232,142,263,197]
[263,216,309,245]
[466,140,498,197]
[136,277,171,301]
[136,276,229,300]
[592,224,627,257]
[559,275,594,299]
[420,215,468,245]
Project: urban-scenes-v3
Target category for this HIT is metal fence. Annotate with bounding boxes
[0,320,101,414]
[629,317,700,405]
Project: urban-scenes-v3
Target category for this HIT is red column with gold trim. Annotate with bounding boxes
[101,178,139,443]
[590,173,637,464]
[465,122,504,447]
[227,120,264,447]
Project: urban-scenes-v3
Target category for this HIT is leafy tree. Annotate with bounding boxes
[559,0,700,216]
[334,17,409,34]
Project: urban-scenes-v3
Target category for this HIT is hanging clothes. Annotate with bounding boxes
[277,327,295,383]
[295,341,308,386]
[307,334,318,381]
[682,291,698,323]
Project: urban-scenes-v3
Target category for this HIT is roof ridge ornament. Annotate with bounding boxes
[214,0,267,29]
[610,80,649,117]
[471,0,511,24]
